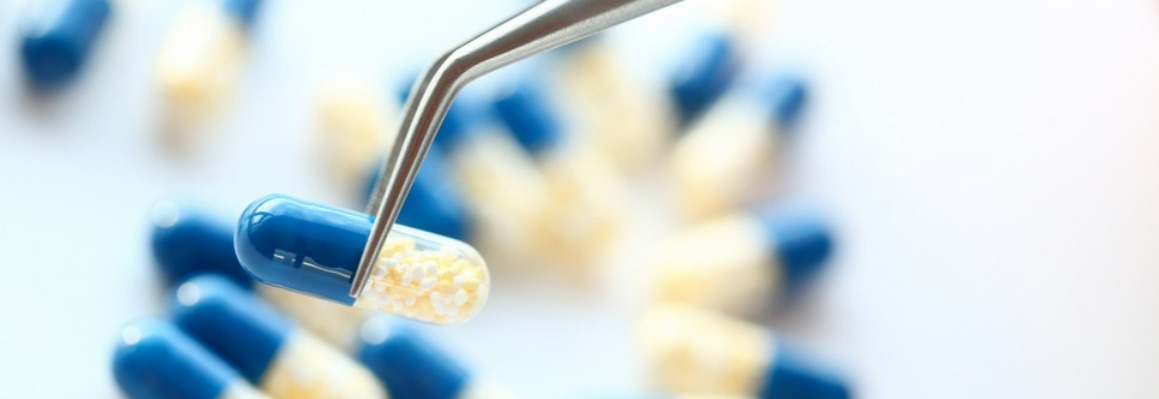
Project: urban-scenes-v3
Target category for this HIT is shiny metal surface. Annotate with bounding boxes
[353,0,684,298]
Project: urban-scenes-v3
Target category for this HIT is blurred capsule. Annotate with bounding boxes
[640,305,850,399]
[149,199,368,348]
[492,78,627,269]
[156,0,262,128]
[171,275,385,398]
[670,75,807,221]
[235,194,490,325]
[357,317,510,399]
[19,0,111,91]
[113,318,269,399]
[365,149,473,243]
[650,208,832,316]
[316,69,396,187]
[668,31,742,125]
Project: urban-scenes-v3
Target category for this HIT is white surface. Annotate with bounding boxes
[1,0,1159,398]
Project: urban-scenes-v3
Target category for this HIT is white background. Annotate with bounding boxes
[0,0,1158,397]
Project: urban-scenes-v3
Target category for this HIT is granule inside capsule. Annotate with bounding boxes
[353,235,489,325]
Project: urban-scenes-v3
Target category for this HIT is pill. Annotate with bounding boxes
[357,317,509,399]
[156,0,262,127]
[639,305,850,399]
[113,318,269,399]
[171,275,385,398]
[668,32,742,125]
[670,75,807,221]
[235,194,491,325]
[18,0,111,90]
[650,208,832,316]
[491,78,628,269]
[316,70,396,187]
[365,148,473,243]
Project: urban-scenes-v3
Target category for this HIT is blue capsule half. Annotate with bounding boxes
[669,32,741,125]
[491,78,563,157]
[761,342,851,399]
[113,318,258,399]
[235,195,368,305]
[150,200,254,288]
[220,0,263,29]
[357,318,470,399]
[364,149,472,242]
[760,208,834,294]
[763,74,808,132]
[19,0,111,90]
[169,275,293,384]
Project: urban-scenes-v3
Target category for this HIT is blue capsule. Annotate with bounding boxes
[19,0,111,90]
[364,149,472,242]
[220,0,263,30]
[357,318,472,399]
[491,78,563,157]
[397,79,488,153]
[150,200,254,288]
[669,32,741,125]
[113,318,266,399]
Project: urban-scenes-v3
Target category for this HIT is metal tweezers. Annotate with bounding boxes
[353,0,684,298]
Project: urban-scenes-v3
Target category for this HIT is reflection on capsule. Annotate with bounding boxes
[668,31,742,126]
[156,0,262,128]
[365,149,473,243]
[650,208,832,316]
[640,305,850,399]
[149,199,369,349]
[551,41,675,173]
[171,275,385,398]
[113,318,269,399]
[235,194,491,325]
[492,78,626,268]
[19,0,111,91]
[357,317,508,399]
[670,75,808,221]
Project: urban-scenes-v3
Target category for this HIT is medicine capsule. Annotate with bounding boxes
[668,31,742,125]
[156,0,262,127]
[670,75,808,221]
[365,149,473,243]
[357,317,509,399]
[171,275,386,398]
[639,305,850,399]
[150,199,369,349]
[235,194,491,325]
[113,318,269,399]
[492,79,627,268]
[18,0,111,90]
[317,70,396,186]
[650,208,832,316]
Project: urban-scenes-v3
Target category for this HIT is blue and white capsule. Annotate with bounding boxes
[357,317,508,399]
[640,305,850,399]
[235,194,490,325]
[113,319,268,399]
[365,149,473,243]
[157,0,263,124]
[171,275,385,398]
[650,208,832,316]
[670,75,808,221]
[668,31,743,126]
[19,0,111,90]
[492,78,626,267]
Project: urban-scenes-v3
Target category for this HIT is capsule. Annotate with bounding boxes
[150,199,369,348]
[156,0,262,126]
[640,305,850,399]
[235,194,490,325]
[651,208,832,316]
[113,319,269,399]
[18,0,111,90]
[668,31,743,126]
[365,149,473,243]
[171,275,385,398]
[316,70,396,186]
[670,75,808,221]
[357,317,509,399]
[491,79,626,268]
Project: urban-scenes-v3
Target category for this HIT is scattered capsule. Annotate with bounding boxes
[639,305,850,399]
[670,75,808,221]
[18,0,112,90]
[113,318,269,399]
[551,41,675,173]
[156,0,262,127]
[365,148,473,242]
[650,208,832,316]
[492,79,627,268]
[170,275,386,398]
[149,199,368,348]
[316,70,396,186]
[357,317,509,399]
[235,194,491,325]
[668,31,743,125]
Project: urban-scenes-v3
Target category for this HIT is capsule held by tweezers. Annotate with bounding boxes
[235,194,490,325]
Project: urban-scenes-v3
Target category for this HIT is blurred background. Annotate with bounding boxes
[2,0,1159,397]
